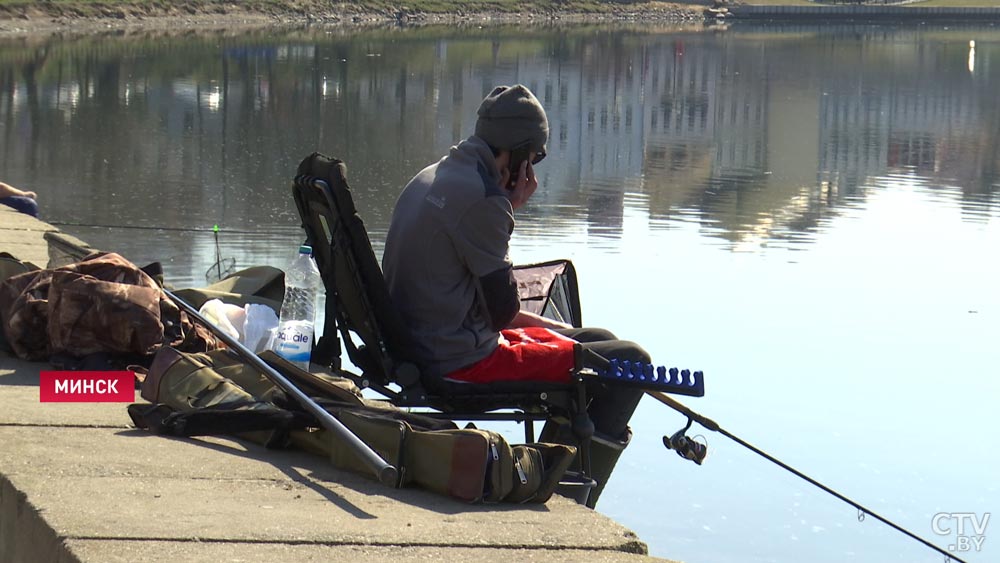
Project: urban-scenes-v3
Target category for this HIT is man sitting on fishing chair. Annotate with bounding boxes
[382,84,649,508]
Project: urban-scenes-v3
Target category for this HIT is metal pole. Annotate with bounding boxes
[165,289,399,487]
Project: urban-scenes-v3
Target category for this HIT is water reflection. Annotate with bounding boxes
[2,23,999,563]
[3,27,999,261]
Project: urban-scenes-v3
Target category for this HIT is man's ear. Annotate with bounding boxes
[494,149,510,173]
[499,166,512,191]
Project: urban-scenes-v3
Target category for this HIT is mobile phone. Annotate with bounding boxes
[507,145,532,190]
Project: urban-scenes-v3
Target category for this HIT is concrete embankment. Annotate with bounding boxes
[0,205,675,563]
[722,5,1000,21]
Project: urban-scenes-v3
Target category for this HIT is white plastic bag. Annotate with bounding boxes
[198,299,277,353]
[198,299,244,341]
[243,303,279,353]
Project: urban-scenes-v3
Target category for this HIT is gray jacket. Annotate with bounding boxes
[382,136,518,377]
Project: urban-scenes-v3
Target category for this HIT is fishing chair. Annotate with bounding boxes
[290,153,597,463]
[291,154,708,501]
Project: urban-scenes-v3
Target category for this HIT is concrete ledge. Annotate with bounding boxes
[0,355,667,562]
[0,207,55,269]
[0,476,80,563]
[0,207,95,270]
[0,208,676,563]
[66,542,665,563]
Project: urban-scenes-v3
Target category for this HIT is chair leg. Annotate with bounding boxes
[536,382,600,506]
[585,429,631,508]
[572,382,595,478]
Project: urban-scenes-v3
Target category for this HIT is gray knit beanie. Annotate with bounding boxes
[475,85,548,155]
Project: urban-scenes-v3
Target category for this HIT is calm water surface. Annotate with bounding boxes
[2,23,998,563]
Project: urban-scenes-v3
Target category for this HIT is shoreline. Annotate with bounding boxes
[5,3,1000,37]
[0,2,709,36]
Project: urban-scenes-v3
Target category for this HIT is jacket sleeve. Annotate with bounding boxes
[453,197,519,331]
[477,267,519,331]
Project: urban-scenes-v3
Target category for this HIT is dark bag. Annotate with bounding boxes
[140,346,268,409]
[0,253,38,354]
[0,267,51,360]
[131,345,574,504]
[128,401,309,439]
[292,408,411,487]
[0,252,36,282]
[171,265,285,313]
[515,443,578,504]
[406,427,513,503]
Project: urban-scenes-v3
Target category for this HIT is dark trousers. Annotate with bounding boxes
[555,327,647,440]
[543,327,648,507]
[0,196,38,218]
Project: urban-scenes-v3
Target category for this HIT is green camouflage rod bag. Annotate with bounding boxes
[129,345,575,504]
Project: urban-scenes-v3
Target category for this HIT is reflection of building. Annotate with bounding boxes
[816,37,998,212]
[1,27,998,256]
[819,87,892,197]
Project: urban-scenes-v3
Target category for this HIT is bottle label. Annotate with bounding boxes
[273,322,312,363]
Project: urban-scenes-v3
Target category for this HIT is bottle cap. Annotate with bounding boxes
[299,245,313,255]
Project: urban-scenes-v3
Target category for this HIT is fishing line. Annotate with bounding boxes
[47,221,295,283]
[47,220,291,235]
[648,391,966,563]
[207,223,237,283]
[214,224,223,280]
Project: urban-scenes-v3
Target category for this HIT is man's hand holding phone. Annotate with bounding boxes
[503,157,538,211]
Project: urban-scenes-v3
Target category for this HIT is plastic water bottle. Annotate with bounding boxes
[271,245,321,370]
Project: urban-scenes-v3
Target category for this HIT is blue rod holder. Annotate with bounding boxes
[594,360,705,397]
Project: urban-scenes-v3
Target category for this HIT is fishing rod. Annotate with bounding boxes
[647,390,967,563]
[164,288,400,487]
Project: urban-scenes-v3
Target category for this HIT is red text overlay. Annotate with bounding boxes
[39,371,135,402]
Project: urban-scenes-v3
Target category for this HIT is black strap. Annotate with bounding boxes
[311,287,341,370]
[128,401,313,439]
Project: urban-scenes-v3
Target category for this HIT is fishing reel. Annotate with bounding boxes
[663,417,708,465]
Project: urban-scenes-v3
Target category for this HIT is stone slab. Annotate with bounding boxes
[65,541,670,563]
[0,240,48,270]
[1,205,54,267]
[0,357,135,428]
[0,206,54,232]
[0,427,346,483]
[0,391,648,553]
[4,471,644,551]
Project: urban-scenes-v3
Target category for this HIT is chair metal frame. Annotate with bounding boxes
[290,154,593,449]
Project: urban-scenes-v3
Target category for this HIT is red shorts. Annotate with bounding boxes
[445,327,577,384]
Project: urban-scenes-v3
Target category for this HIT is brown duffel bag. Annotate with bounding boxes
[0,251,219,362]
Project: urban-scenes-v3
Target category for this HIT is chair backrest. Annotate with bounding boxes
[292,153,417,389]
[513,259,583,329]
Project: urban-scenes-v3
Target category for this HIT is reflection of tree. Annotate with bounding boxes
[0,63,17,167]
[645,141,714,223]
[20,45,48,172]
